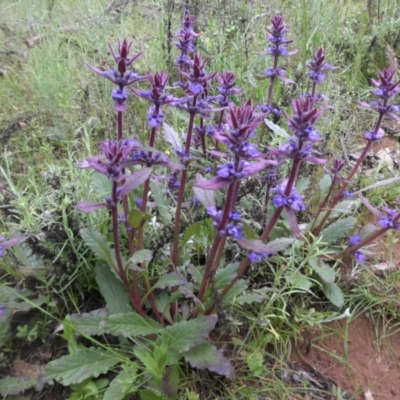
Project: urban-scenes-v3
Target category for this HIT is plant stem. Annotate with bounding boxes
[197,181,240,302]
[171,100,197,268]
[313,109,385,235]
[111,183,145,316]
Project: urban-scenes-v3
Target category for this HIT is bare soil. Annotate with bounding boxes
[293,316,400,399]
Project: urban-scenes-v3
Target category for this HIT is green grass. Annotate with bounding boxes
[1,0,400,398]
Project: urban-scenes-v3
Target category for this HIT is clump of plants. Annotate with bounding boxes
[1,6,400,400]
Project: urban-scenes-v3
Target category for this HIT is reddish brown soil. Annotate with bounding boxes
[293,316,400,399]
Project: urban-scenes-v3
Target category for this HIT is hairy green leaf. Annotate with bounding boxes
[103,365,138,400]
[234,291,268,305]
[80,229,114,267]
[44,348,119,386]
[297,177,311,194]
[162,315,217,359]
[310,261,336,284]
[319,174,332,196]
[0,376,40,396]
[95,264,132,314]
[183,220,204,246]
[265,238,295,252]
[150,180,171,224]
[184,342,232,377]
[320,282,344,308]
[128,250,153,267]
[320,217,357,244]
[214,263,239,290]
[104,313,163,337]
[161,364,180,397]
[153,272,187,289]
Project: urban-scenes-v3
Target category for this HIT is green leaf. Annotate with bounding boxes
[92,173,112,197]
[44,348,119,386]
[319,174,332,196]
[359,223,377,238]
[153,272,187,289]
[285,272,312,291]
[162,315,217,359]
[95,264,132,314]
[161,364,180,397]
[150,180,171,224]
[310,260,336,284]
[320,217,357,244]
[139,389,164,400]
[134,347,160,378]
[234,291,268,305]
[70,315,108,336]
[128,249,153,267]
[264,119,290,139]
[163,123,182,149]
[183,220,204,246]
[80,228,115,267]
[320,282,344,308]
[184,342,232,377]
[103,365,138,400]
[242,221,258,240]
[296,177,311,194]
[264,238,295,253]
[128,209,151,229]
[224,280,248,303]
[104,313,163,337]
[330,200,358,219]
[214,263,239,290]
[0,377,39,397]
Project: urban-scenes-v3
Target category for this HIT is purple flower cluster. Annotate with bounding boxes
[207,207,244,239]
[359,67,400,142]
[271,183,306,212]
[174,8,199,70]
[348,235,366,264]
[248,252,270,263]
[265,15,294,60]
[307,48,335,84]
[89,39,145,112]
[87,139,136,181]
[378,207,400,230]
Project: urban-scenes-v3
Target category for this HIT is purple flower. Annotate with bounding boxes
[271,137,326,164]
[341,190,354,198]
[270,181,306,238]
[84,139,135,180]
[348,236,365,264]
[88,39,146,111]
[221,224,244,239]
[147,106,164,129]
[284,98,323,142]
[179,53,217,97]
[0,304,5,316]
[248,252,269,263]
[307,48,335,84]
[135,197,143,209]
[378,208,400,229]
[370,68,400,99]
[229,210,241,221]
[364,128,385,141]
[216,71,243,106]
[258,103,281,118]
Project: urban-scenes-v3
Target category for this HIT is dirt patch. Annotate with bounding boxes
[293,316,400,399]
